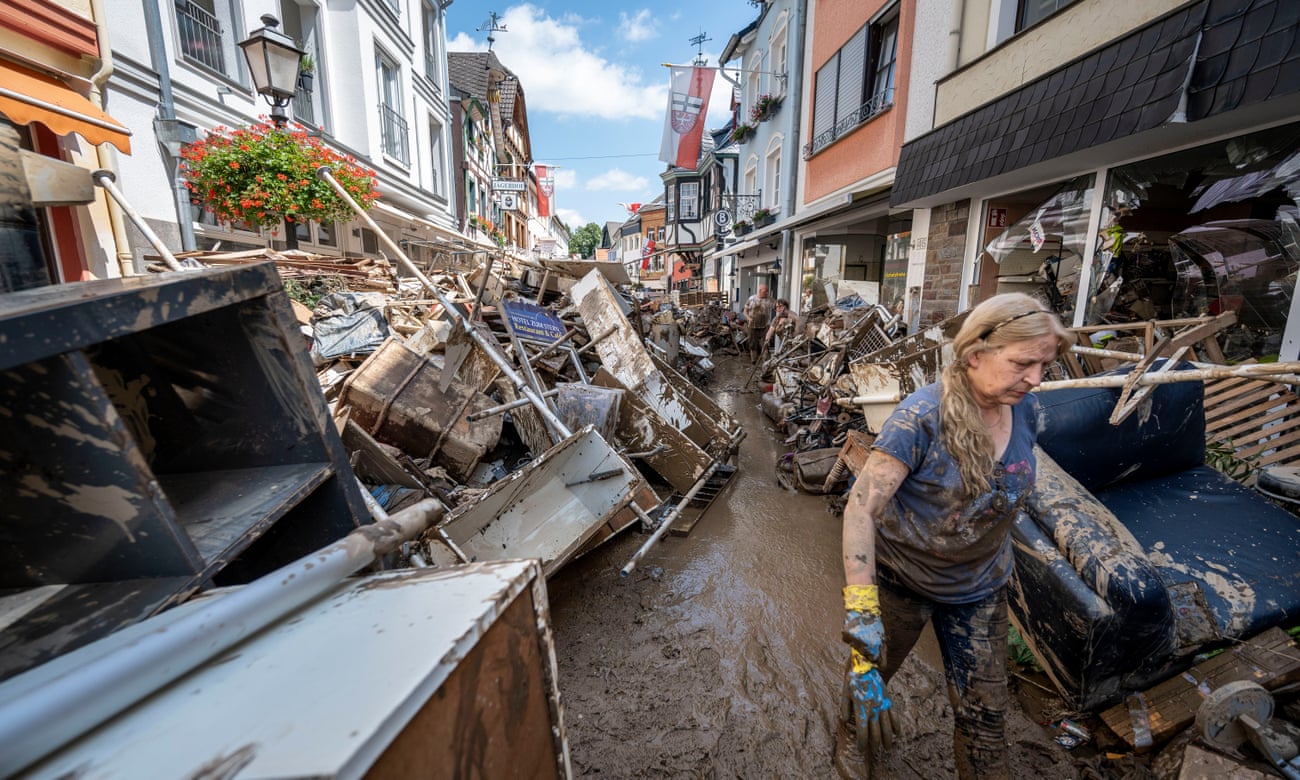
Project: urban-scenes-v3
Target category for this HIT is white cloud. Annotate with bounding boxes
[586,169,649,192]
[556,207,586,228]
[551,168,579,191]
[448,4,665,121]
[618,10,658,42]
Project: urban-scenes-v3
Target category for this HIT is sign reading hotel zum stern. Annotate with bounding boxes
[500,299,566,342]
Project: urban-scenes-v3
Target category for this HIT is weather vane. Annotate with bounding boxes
[478,11,507,52]
[689,31,711,66]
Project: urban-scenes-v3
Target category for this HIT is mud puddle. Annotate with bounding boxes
[546,354,1082,778]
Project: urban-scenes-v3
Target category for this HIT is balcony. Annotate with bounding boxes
[292,84,314,126]
[379,103,409,165]
[719,193,762,224]
[176,0,225,74]
[803,87,893,160]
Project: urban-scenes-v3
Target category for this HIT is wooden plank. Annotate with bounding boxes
[1099,628,1300,752]
[161,463,333,565]
[1234,426,1300,462]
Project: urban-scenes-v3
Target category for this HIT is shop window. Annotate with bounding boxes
[1088,122,1300,360]
[980,174,1096,323]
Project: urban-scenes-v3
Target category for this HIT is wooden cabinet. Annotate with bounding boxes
[0,264,366,681]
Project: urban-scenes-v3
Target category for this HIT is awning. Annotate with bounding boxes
[372,200,478,248]
[0,60,131,153]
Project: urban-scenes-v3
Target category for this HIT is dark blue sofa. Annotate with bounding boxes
[1010,375,1300,710]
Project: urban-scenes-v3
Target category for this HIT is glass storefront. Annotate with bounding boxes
[1088,122,1300,359]
[978,173,1097,323]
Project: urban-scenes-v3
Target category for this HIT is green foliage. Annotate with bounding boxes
[1008,624,1041,672]
[1205,438,1258,483]
[182,121,378,229]
[569,222,602,258]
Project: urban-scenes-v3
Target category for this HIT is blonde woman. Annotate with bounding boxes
[840,293,1069,778]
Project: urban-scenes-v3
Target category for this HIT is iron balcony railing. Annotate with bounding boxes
[379,103,409,164]
[803,87,894,160]
[719,193,762,224]
[292,84,314,126]
[176,0,225,74]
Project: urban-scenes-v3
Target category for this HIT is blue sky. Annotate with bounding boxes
[446,2,758,231]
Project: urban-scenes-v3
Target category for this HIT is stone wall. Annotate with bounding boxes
[920,199,968,325]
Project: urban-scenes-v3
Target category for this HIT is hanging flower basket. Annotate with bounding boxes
[732,122,756,143]
[753,209,774,227]
[182,120,377,229]
[734,220,752,236]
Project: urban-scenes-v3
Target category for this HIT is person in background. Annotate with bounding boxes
[765,298,794,352]
[840,292,1069,778]
[742,284,774,363]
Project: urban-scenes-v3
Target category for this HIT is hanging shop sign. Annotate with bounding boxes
[492,179,527,192]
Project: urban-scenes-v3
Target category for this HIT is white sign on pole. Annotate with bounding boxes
[492,179,527,192]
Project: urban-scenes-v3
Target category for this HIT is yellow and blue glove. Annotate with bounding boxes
[843,584,899,754]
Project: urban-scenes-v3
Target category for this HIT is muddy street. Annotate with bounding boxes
[546,355,1081,778]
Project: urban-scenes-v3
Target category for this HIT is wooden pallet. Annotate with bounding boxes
[1204,373,1300,482]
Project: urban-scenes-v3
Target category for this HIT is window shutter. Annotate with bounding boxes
[812,55,838,141]
[836,27,867,124]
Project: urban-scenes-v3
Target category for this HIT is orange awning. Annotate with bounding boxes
[0,60,131,153]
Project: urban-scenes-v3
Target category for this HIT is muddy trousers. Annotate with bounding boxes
[877,567,1010,780]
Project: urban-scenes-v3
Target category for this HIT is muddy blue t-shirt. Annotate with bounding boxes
[870,382,1038,604]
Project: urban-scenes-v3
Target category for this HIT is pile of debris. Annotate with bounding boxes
[184,246,744,579]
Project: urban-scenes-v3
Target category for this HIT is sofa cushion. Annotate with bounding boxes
[1094,465,1300,639]
[1036,369,1206,492]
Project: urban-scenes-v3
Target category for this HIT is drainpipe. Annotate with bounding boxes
[782,0,808,306]
[947,0,965,72]
[143,0,197,251]
[87,0,135,277]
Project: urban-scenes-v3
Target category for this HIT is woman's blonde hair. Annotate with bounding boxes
[939,293,1070,498]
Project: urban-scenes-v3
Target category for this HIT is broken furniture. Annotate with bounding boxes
[10,559,569,779]
[1012,371,1300,711]
[0,264,367,683]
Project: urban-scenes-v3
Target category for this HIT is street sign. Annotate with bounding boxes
[492,179,527,192]
[714,210,732,228]
[499,193,519,210]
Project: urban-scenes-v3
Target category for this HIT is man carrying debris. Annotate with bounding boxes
[742,284,774,363]
[839,293,1069,778]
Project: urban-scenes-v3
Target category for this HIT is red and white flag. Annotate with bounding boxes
[535,164,554,218]
[658,66,715,169]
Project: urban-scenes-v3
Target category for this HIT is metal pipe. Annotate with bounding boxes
[621,462,721,577]
[87,0,134,277]
[0,499,443,777]
[92,170,183,271]
[141,0,195,251]
[578,325,618,355]
[528,328,578,364]
[1036,362,1300,392]
[317,166,572,438]
[836,393,902,407]
[467,387,562,422]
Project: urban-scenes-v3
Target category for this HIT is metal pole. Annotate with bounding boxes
[621,462,721,577]
[92,170,184,271]
[466,387,563,422]
[0,499,443,777]
[316,166,572,438]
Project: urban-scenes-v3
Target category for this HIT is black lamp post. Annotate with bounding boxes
[239,14,305,249]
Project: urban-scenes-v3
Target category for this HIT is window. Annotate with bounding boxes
[361,228,380,255]
[765,143,782,211]
[679,181,700,221]
[317,221,336,247]
[1018,0,1079,31]
[280,1,321,127]
[666,184,676,222]
[746,53,762,122]
[771,24,788,97]
[806,6,899,158]
[744,160,758,198]
[422,2,440,82]
[176,0,235,75]
[428,118,443,196]
[376,52,409,164]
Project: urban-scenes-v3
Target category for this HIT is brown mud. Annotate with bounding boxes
[547,354,1083,778]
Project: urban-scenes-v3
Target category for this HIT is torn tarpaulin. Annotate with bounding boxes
[311,292,390,360]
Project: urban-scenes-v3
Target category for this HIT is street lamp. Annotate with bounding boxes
[238,15,305,250]
[239,15,304,127]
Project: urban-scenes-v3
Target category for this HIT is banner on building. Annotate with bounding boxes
[658,66,715,169]
[641,239,655,271]
[536,164,554,218]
